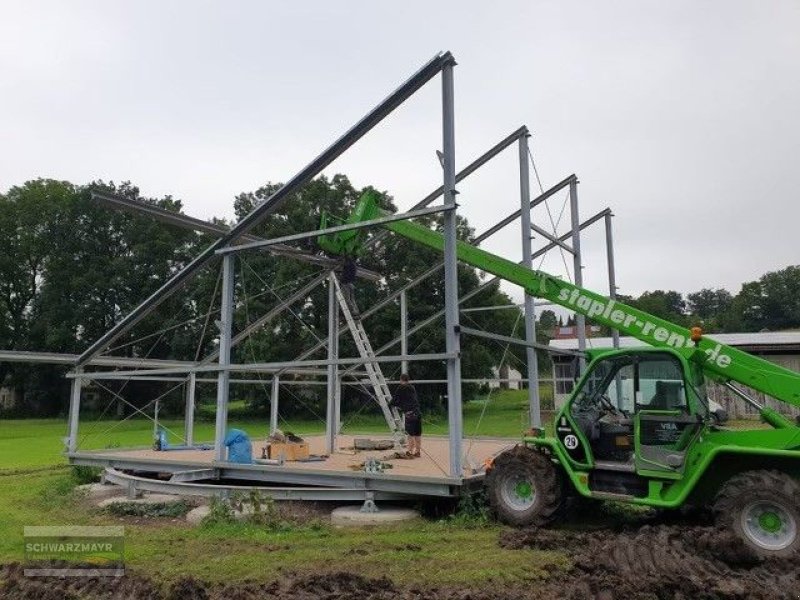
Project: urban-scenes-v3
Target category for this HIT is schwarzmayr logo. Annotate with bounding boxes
[24,526,125,577]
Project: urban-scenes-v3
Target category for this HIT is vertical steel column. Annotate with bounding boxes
[184,373,196,446]
[335,375,343,434]
[67,370,82,453]
[518,134,542,427]
[400,290,409,375]
[569,179,587,373]
[270,376,279,434]
[441,61,464,478]
[604,213,620,350]
[153,400,160,440]
[325,272,339,453]
[214,254,235,461]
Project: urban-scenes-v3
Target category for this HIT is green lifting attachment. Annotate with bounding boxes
[323,190,800,422]
[317,194,381,256]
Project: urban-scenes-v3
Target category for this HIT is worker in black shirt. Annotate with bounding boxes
[340,254,359,317]
[390,373,422,457]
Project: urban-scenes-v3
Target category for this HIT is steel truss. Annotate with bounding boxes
[55,52,621,496]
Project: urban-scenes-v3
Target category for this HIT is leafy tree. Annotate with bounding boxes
[686,288,733,331]
[0,179,211,415]
[687,288,733,320]
[723,266,800,332]
[230,175,524,415]
[628,290,688,326]
[0,180,67,413]
[537,309,558,335]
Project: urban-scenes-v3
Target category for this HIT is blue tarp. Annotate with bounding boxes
[154,428,169,450]
[223,429,253,464]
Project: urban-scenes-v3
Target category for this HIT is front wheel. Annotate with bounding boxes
[485,445,562,527]
[714,470,800,558]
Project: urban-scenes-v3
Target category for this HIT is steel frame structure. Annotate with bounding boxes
[55,52,622,499]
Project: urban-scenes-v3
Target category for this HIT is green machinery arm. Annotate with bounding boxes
[341,192,800,412]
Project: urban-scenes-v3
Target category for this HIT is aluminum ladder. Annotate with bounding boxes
[331,275,403,439]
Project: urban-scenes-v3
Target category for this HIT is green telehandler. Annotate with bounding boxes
[323,190,800,558]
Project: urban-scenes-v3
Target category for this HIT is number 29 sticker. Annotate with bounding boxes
[563,434,579,450]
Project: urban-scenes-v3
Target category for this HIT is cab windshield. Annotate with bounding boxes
[571,352,688,417]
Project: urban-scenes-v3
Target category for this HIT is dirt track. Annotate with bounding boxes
[3,523,799,599]
[499,523,800,599]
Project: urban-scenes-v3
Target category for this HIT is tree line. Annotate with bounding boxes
[535,268,800,339]
[2,177,796,419]
[0,177,523,418]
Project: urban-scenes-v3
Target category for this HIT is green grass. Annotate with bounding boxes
[0,388,770,588]
[0,467,569,586]
[0,387,572,587]
[0,388,551,471]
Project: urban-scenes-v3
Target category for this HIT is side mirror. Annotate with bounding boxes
[712,408,729,424]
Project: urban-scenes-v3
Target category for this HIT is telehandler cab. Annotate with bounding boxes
[326,191,800,558]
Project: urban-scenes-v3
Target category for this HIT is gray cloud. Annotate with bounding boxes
[1,0,798,303]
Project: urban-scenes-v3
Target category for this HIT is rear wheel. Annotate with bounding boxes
[714,470,800,558]
[486,445,562,527]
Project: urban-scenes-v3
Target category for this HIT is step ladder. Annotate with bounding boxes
[331,275,404,441]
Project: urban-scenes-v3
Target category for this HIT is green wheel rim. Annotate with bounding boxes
[500,475,536,511]
[742,501,797,551]
[515,481,533,500]
[759,511,783,534]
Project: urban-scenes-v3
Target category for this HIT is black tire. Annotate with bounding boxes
[485,445,562,527]
[714,470,800,559]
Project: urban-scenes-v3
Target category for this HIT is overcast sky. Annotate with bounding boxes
[2,1,798,304]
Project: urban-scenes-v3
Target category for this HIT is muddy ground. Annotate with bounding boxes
[3,522,799,600]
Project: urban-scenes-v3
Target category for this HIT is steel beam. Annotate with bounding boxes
[477,174,576,241]
[460,327,582,356]
[201,275,324,364]
[441,62,463,479]
[335,375,343,434]
[518,134,542,428]
[569,179,587,373]
[70,352,455,380]
[91,194,384,277]
[270,376,279,434]
[400,290,408,375]
[77,52,455,366]
[530,222,574,254]
[531,208,611,261]
[605,213,620,349]
[153,400,160,441]
[461,304,521,313]
[280,130,541,371]
[67,370,82,453]
[216,204,452,255]
[101,468,412,500]
[287,175,580,370]
[325,272,339,453]
[214,254,235,461]
[184,373,196,446]
[91,191,261,242]
[347,231,615,374]
[0,350,194,368]
[360,126,530,253]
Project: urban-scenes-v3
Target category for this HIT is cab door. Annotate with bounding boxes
[632,354,703,475]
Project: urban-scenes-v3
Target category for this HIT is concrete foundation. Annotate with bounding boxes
[331,505,420,527]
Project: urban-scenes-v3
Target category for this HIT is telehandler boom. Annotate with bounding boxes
[324,191,800,558]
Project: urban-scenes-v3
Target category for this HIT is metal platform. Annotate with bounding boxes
[69,434,515,499]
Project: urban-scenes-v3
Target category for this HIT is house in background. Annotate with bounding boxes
[488,364,523,390]
[552,324,602,340]
[549,331,800,420]
[0,383,20,411]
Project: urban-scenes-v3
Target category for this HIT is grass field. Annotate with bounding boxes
[0,387,551,470]
[0,388,575,588]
